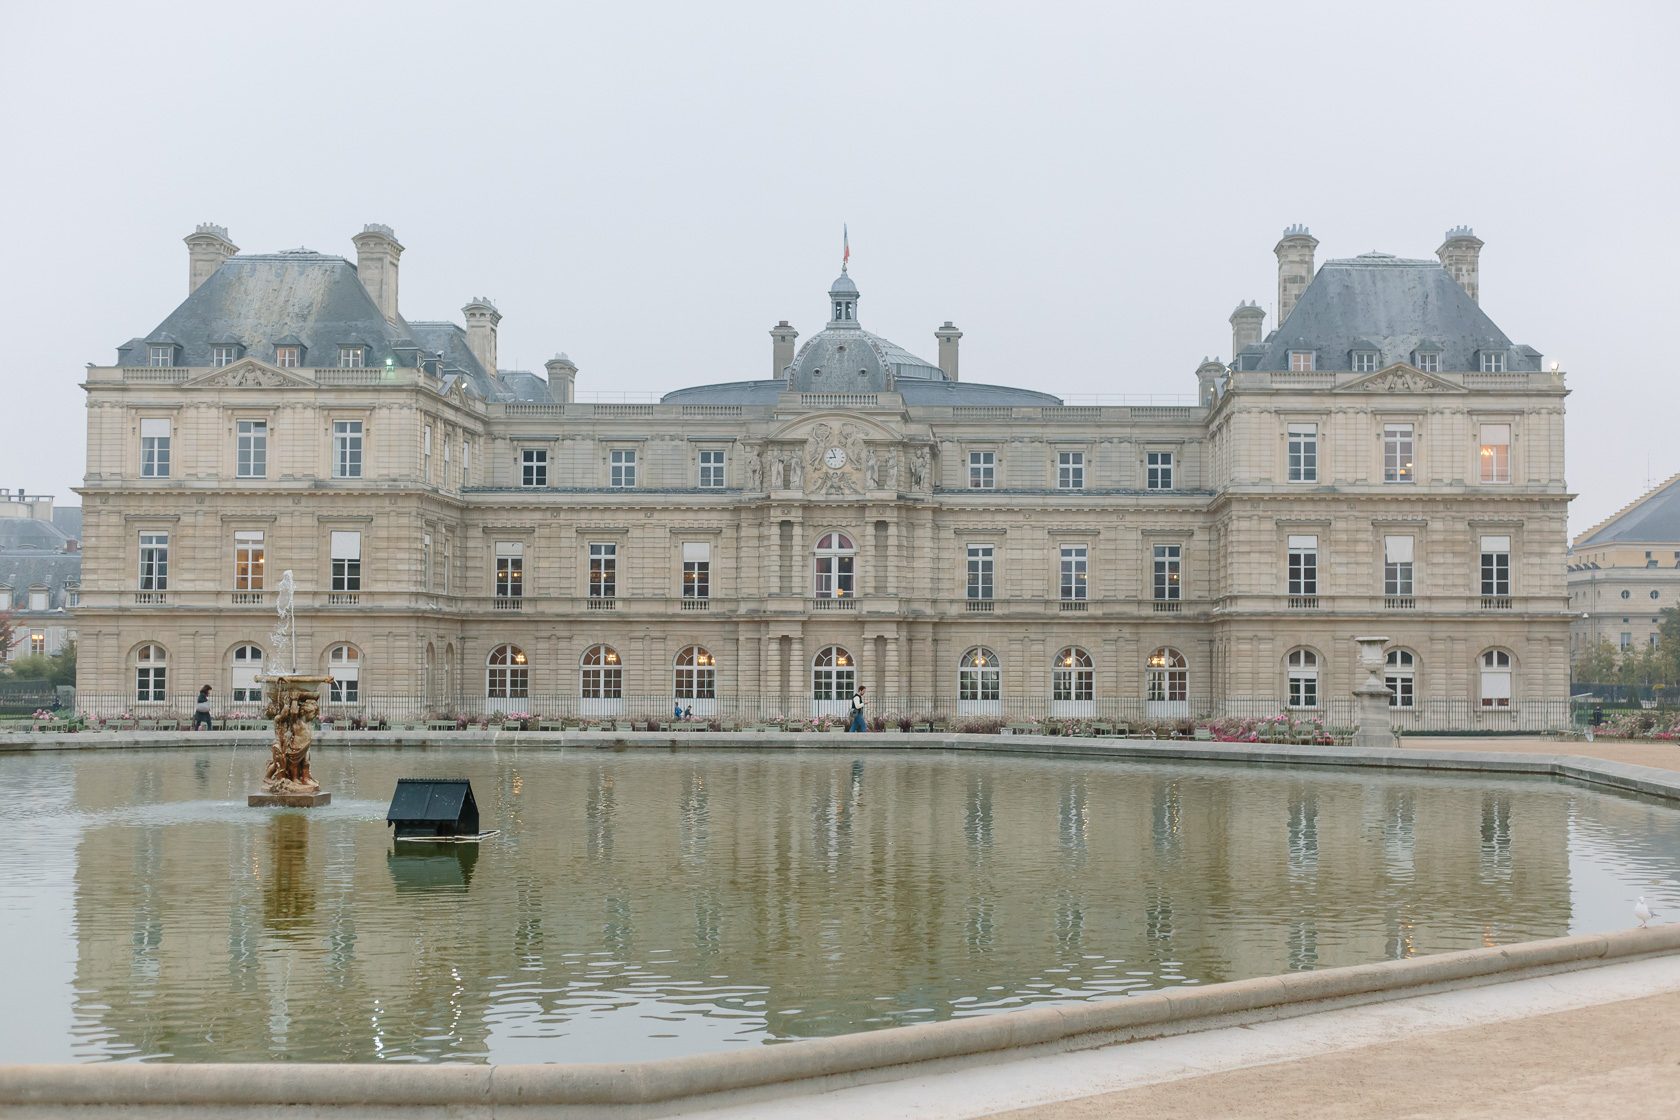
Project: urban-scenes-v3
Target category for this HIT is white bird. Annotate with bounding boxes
[1634,897,1655,928]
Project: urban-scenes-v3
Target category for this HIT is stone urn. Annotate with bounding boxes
[1350,637,1393,750]
[249,675,334,807]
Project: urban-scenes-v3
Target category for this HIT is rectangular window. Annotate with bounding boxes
[1383,424,1414,483]
[30,633,45,655]
[683,541,711,598]
[1152,544,1181,601]
[138,532,169,591]
[1416,352,1440,373]
[1287,423,1317,482]
[1287,534,1318,596]
[1621,632,1634,651]
[333,420,363,478]
[234,530,264,591]
[968,451,995,489]
[423,533,432,592]
[1384,535,1414,596]
[136,659,166,702]
[423,425,432,480]
[1057,452,1084,490]
[461,441,470,488]
[522,448,548,487]
[237,420,267,478]
[1480,351,1506,373]
[1480,423,1510,483]
[1290,351,1314,372]
[1147,451,1173,490]
[1288,670,1318,709]
[495,541,523,598]
[212,346,238,367]
[330,531,362,592]
[148,346,173,367]
[1060,545,1088,600]
[610,449,637,488]
[140,418,171,478]
[276,347,300,368]
[339,346,364,368]
[28,590,47,611]
[590,542,617,598]
[966,544,994,600]
[1353,352,1377,372]
[1480,535,1511,597]
[698,449,726,488]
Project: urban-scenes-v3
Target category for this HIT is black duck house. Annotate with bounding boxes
[387,779,480,838]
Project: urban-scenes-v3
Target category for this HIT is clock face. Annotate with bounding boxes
[825,447,847,469]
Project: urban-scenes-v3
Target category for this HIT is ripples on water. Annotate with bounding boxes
[0,746,1676,1064]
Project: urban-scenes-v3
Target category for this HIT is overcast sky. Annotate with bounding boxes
[3,0,1674,538]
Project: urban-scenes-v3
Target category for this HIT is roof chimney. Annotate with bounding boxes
[936,322,963,382]
[1436,226,1484,303]
[352,224,404,324]
[1228,301,1266,361]
[184,223,238,294]
[544,354,577,404]
[462,299,501,377]
[770,321,799,378]
[1274,225,1318,325]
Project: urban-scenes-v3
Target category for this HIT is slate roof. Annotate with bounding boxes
[1247,253,1542,373]
[1576,474,1680,547]
[0,536,80,614]
[660,377,1060,406]
[0,518,72,551]
[51,507,81,543]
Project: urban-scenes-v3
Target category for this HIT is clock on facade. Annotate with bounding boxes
[825,447,847,469]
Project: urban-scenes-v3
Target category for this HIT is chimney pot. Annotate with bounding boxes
[935,321,963,382]
[770,321,799,379]
[1436,226,1484,303]
[183,223,238,294]
[544,353,578,404]
[352,224,405,324]
[462,298,502,377]
[1273,226,1319,325]
[1228,301,1266,366]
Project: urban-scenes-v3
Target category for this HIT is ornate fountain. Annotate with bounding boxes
[248,571,334,808]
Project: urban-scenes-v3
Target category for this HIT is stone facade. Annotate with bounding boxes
[1567,473,1680,657]
[72,225,1572,724]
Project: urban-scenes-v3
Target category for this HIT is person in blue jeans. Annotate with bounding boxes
[847,686,868,732]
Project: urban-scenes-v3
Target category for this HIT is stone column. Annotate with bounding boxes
[1351,636,1393,749]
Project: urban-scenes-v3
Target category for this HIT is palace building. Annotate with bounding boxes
[72,223,1572,725]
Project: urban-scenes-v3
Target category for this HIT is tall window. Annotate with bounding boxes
[135,644,167,701]
[140,418,171,478]
[237,420,267,477]
[1480,650,1512,707]
[811,646,855,700]
[814,533,855,598]
[490,644,531,699]
[1146,647,1187,702]
[326,645,360,703]
[682,541,711,598]
[148,346,174,367]
[1146,451,1173,490]
[495,541,523,598]
[589,542,617,598]
[276,347,300,368]
[30,632,45,655]
[423,425,432,480]
[522,448,547,487]
[1288,423,1317,483]
[139,533,169,591]
[1385,650,1415,708]
[423,534,432,591]
[1060,545,1088,600]
[968,451,995,489]
[610,449,637,487]
[212,346,239,367]
[959,647,1001,703]
[338,346,365,368]
[1052,647,1094,702]
[1058,452,1084,490]
[334,420,363,478]
[330,531,362,592]
[699,449,725,488]
[461,440,470,488]
[1286,649,1319,708]
[1480,535,1511,597]
[580,645,622,699]
[967,543,994,600]
[1287,535,1318,596]
[1479,423,1510,483]
[1383,424,1414,483]
[1384,535,1413,596]
[674,646,716,700]
[234,530,264,590]
[1153,543,1181,600]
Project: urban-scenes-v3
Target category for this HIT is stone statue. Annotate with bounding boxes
[249,567,333,807]
[771,452,785,490]
[789,450,804,489]
[745,447,762,491]
[912,447,930,490]
[866,449,880,489]
[886,450,900,491]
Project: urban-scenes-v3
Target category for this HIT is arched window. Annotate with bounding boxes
[813,533,856,598]
[1385,649,1416,708]
[231,644,263,704]
[674,645,717,707]
[1480,649,1512,708]
[959,647,1002,713]
[328,644,360,703]
[580,645,622,714]
[1052,647,1094,716]
[1145,647,1188,716]
[487,644,529,699]
[135,643,167,702]
[1286,649,1319,709]
[811,645,855,701]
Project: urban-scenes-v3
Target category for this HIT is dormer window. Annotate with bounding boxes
[211,346,240,367]
[1479,351,1506,373]
[1352,351,1378,372]
[1414,351,1440,373]
[148,345,176,367]
[1289,351,1315,372]
[338,346,365,368]
[276,347,301,368]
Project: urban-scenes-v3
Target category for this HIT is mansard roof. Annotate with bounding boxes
[1576,474,1680,547]
[659,377,1060,406]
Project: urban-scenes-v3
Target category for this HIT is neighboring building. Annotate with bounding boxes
[1567,473,1680,656]
[73,223,1571,725]
[0,504,81,665]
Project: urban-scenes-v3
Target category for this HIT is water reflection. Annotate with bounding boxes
[388,842,479,893]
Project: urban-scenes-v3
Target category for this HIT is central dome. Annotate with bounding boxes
[788,271,945,391]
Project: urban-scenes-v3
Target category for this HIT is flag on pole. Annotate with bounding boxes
[843,224,850,270]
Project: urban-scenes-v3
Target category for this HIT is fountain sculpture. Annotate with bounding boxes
[248,570,334,807]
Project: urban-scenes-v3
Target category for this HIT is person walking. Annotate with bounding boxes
[848,685,868,733]
[193,685,213,731]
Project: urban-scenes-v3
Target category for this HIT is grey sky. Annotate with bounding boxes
[3,0,1674,538]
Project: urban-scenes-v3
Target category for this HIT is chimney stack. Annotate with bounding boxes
[184,223,238,294]
[352,224,404,323]
[544,354,578,404]
[1436,226,1484,303]
[770,321,799,378]
[1273,225,1318,325]
[1195,358,1227,407]
[935,321,963,382]
[1228,301,1266,361]
[462,299,501,377]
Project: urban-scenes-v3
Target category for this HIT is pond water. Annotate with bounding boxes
[1,745,1677,1064]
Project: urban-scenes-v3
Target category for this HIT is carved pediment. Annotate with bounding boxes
[1337,362,1465,394]
[186,359,314,389]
